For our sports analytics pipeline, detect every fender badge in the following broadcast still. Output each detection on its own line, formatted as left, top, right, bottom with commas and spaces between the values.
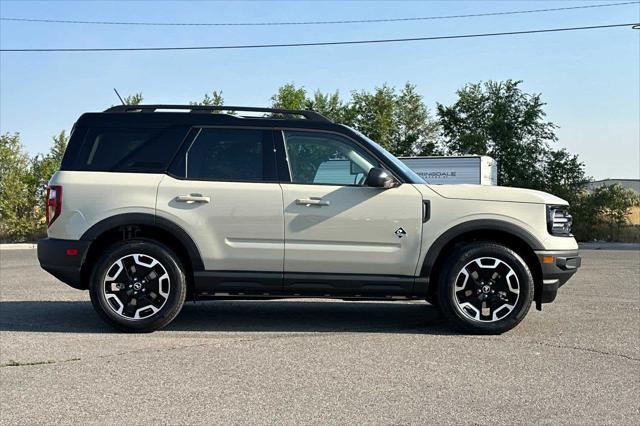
395, 228, 407, 238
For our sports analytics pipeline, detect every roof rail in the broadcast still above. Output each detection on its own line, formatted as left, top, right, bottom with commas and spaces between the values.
103, 104, 331, 122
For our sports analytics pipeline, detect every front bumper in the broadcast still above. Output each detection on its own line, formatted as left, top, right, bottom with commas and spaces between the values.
37, 238, 91, 290
535, 249, 581, 305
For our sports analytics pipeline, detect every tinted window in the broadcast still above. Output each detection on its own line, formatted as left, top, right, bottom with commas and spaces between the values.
68, 126, 187, 172
186, 128, 268, 181
283, 131, 379, 185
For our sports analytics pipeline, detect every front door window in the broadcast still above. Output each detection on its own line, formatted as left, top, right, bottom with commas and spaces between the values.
283, 131, 379, 186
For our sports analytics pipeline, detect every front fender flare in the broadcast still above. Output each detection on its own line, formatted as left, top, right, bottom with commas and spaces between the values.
420, 219, 544, 279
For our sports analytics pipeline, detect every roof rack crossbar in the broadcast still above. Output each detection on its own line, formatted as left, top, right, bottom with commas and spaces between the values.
103, 104, 331, 122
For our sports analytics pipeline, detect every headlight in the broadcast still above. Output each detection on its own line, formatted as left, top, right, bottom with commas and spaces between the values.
547, 205, 573, 236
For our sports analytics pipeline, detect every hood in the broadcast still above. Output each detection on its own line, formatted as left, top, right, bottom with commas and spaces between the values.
423, 184, 568, 205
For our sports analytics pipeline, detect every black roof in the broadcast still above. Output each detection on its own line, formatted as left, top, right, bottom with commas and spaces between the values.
78, 104, 339, 131
104, 104, 330, 122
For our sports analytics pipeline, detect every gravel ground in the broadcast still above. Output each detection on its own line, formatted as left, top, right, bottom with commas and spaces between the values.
0, 249, 638, 425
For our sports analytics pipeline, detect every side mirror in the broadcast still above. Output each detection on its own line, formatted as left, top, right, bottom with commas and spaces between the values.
365, 167, 398, 189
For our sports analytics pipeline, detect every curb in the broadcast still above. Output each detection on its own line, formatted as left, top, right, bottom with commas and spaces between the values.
0, 243, 38, 250
578, 242, 640, 251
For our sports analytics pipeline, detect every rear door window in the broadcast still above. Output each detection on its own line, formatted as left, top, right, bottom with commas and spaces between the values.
179, 128, 276, 182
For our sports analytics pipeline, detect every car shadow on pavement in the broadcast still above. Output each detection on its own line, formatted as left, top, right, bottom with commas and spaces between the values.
0, 299, 457, 334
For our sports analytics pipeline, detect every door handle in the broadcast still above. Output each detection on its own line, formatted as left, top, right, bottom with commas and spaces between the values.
176, 194, 210, 203
295, 198, 330, 207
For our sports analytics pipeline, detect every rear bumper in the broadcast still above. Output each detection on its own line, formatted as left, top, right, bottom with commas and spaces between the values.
37, 238, 91, 290
535, 249, 581, 304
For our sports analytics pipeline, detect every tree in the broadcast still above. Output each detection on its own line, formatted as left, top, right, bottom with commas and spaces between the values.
0, 133, 38, 241
269, 82, 438, 157
191, 90, 224, 107
437, 80, 556, 189
542, 148, 590, 203
349, 83, 439, 157
350, 84, 397, 152
394, 83, 439, 156
304, 90, 347, 123
270, 83, 307, 110
0, 131, 69, 241
123, 93, 143, 105
571, 184, 640, 241
594, 184, 640, 227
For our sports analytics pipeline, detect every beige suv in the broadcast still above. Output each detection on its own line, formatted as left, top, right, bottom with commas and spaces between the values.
38, 105, 581, 333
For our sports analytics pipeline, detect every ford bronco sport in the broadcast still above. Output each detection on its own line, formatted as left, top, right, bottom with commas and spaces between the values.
38, 105, 581, 333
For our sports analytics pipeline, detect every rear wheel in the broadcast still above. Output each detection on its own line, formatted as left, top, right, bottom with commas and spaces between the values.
89, 240, 187, 332
437, 242, 534, 334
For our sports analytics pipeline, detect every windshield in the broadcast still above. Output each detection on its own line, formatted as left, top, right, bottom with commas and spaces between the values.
344, 126, 425, 184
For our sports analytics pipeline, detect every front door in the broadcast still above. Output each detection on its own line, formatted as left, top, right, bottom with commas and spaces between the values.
279, 130, 423, 291
156, 127, 283, 292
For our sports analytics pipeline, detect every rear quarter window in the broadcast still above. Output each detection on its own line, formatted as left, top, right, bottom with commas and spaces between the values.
64, 126, 188, 173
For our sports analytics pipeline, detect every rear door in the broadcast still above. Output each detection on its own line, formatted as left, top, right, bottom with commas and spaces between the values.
156, 127, 283, 291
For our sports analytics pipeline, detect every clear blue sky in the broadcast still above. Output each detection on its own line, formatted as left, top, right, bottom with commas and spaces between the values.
1, 0, 638, 179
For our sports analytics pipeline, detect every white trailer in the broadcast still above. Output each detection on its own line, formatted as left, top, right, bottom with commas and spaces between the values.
399, 156, 498, 185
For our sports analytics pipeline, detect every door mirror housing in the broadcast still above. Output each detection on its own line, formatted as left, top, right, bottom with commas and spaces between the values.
365, 167, 398, 189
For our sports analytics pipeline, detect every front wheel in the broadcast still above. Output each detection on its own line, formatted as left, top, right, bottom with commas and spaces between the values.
89, 240, 187, 332
437, 242, 534, 334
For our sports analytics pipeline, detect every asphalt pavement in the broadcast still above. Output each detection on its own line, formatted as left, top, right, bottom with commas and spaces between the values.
0, 248, 638, 425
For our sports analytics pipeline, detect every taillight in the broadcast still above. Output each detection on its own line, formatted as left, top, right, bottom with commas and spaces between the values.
46, 185, 62, 226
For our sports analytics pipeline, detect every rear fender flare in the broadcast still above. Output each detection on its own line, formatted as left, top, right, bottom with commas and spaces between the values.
80, 213, 204, 270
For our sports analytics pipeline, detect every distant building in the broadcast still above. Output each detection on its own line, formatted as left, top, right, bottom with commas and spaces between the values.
586, 179, 640, 193
586, 179, 640, 225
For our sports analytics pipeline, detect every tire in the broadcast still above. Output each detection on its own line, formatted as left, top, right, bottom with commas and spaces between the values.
89, 239, 187, 333
436, 242, 534, 334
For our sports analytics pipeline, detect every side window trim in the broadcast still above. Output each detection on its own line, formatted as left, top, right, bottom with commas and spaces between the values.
273, 130, 291, 182
184, 128, 203, 179
163, 126, 201, 175
166, 127, 201, 179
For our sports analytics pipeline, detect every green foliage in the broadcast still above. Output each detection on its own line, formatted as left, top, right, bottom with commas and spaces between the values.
542, 148, 590, 203
304, 90, 347, 123
597, 184, 640, 226
350, 84, 397, 152
191, 90, 224, 107
0, 133, 40, 241
571, 184, 640, 241
0, 132, 69, 242
270, 82, 439, 156
123, 93, 143, 105
437, 80, 556, 189
270, 83, 307, 110
394, 83, 440, 156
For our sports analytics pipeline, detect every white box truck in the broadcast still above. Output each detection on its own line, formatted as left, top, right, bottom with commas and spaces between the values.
399, 155, 497, 185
